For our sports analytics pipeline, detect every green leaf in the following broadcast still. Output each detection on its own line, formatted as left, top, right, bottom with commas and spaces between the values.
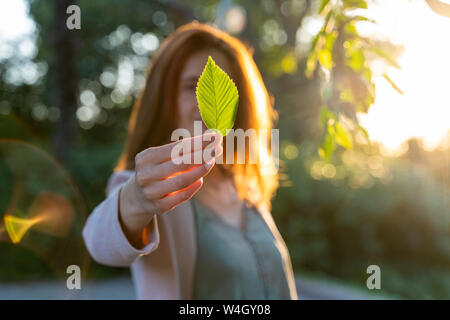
343, 0, 368, 10
325, 32, 337, 51
196, 56, 239, 136
319, 105, 335, 128
382, 73, 404, 95
305, 51, 318, 78
368, 47, 401, 70
335, 122, 353, 149
318, 49, 333, 70
340, 88, 355, 104
362, 66, 372, 82
344, 21, 358, 35
356, 124, 370, 144
364, 82, 375, 109
319, 0, 331, 15
349, 15, 376, 24
344, 39, 365, 71
318, 130, 335, 162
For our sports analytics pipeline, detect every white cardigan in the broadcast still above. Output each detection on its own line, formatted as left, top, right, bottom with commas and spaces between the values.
82, 170, 299, 299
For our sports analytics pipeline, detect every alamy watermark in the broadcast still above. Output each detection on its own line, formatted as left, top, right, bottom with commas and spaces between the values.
366, 265, 381, 290
66, 5, 81, 30
170, 121, 279, 175
66, 264, 81, 290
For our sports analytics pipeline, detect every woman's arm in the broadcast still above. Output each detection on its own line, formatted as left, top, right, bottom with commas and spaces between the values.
82, 173, 161, 267
82, 133, 222, 267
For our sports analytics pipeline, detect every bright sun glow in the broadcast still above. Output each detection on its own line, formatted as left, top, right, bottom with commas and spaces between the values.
0, 0, 34, 41
357, 0, 450, 154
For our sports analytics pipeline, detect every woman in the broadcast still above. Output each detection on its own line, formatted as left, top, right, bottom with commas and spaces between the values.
82, 22, 298, 300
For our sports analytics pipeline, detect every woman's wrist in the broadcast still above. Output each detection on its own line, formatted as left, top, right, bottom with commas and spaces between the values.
118, 173, 157, 248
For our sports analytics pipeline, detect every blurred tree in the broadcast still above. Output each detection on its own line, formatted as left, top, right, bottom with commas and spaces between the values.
51, 0, 78, 164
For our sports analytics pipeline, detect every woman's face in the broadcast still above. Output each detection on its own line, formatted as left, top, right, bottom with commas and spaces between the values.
177, 49, 233, 135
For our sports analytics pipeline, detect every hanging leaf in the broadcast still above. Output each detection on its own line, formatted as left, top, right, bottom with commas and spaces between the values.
325, 32, 337, 51
343, 0, 368, 10
196, 56, 239, 136
319, 0, 331, 15
368, 47, 402, 70
318, 49, 333, 70
318, 130, 335, 161
345, 44, 365, 71
348, 15, 376, 24
335, 122, 353, 149
319, 105, 335, 128
356, 124, 370, 144
382, 73, 404, 95
305, 51, 318, 78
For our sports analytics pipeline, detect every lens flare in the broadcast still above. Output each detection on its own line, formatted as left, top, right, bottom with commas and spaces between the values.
0, 139, 89, 294
4, 214, 43, 244
4, 191, 74, 244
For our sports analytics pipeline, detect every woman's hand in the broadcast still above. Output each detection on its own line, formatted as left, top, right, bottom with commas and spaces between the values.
118, 133, 223, 248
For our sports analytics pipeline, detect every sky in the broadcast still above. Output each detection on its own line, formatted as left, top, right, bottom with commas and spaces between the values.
0, 0, 34, 41
0, 0, 449, 154
356, 0, 450, 153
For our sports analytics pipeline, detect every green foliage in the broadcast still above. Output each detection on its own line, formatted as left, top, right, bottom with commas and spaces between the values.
382, 73, 404, 95
274, 141, 450, 299
196, 56, 239, 136
306, 0, 403, 161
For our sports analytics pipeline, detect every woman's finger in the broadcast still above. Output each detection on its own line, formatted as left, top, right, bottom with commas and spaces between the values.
135, 132, 221, 166
154, 179, 203, 213
150, 143, 222, 181
145, 157, 215, 199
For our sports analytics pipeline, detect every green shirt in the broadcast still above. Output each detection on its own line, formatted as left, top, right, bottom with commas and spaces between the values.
192, 197, 292, 300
